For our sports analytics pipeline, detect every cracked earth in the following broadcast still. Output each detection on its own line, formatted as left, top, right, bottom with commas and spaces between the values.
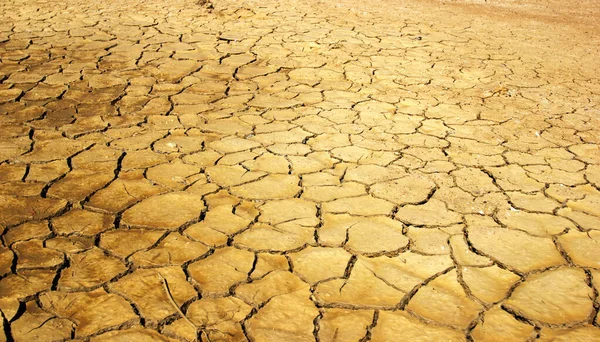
1, 0, 599, 340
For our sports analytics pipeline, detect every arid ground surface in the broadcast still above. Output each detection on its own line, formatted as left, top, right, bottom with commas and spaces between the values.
1, 0, 600, 340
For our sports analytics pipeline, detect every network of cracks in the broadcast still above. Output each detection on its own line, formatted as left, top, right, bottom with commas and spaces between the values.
1, 0, 600, 340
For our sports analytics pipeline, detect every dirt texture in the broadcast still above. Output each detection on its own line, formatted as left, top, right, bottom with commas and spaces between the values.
0, 0, 599, 340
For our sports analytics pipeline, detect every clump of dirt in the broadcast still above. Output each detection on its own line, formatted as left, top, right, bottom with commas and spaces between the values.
197, 0, 214, 11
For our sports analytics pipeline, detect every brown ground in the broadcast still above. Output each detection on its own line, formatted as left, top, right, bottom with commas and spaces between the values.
1, 0, 599, 340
